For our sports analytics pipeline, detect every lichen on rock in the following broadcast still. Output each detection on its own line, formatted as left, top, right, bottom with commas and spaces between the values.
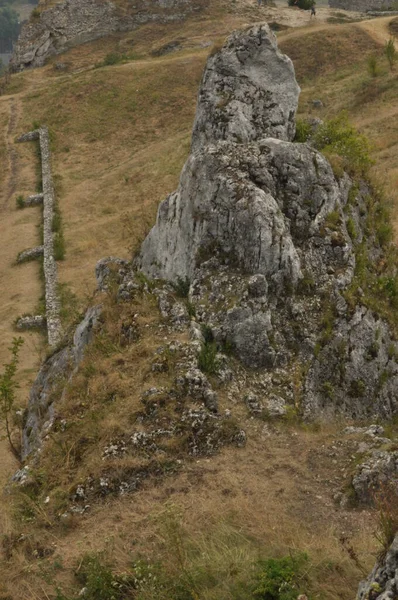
136, 23, 398, 420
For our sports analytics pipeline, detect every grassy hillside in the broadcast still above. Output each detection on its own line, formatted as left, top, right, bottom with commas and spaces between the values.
0, 4, 397, 598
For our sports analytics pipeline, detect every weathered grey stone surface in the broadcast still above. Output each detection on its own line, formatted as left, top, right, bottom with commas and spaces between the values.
191, 24, 299, 150
11, 0, 206, 71
305, 307, 398, 420
24, 193, 44, 207
22, 305, 101, 459
136, 24, 398, 419
358, 534, 398, 599
352, 449, 398, 505
17, 245, 44, 263
17, 126, 63, 347
17, 130, 39, 142
16, 315, 46, 330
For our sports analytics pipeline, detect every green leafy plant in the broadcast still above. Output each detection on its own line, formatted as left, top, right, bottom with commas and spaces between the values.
313, 113, 373, 175
294, 119, 312, 143
287, 0, 314, 9
0, 337, 24, 461
253, 553, 309, 600
172, 277, 190, 298
373, 484, 398, 561
385, 38, 397, 71
367, 54, 379, 78
346, 217, 357, 241
198, 340, 219, 375
16, 194, 24, 209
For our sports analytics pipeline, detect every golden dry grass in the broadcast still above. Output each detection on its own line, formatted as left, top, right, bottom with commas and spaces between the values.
0, 6, 396, 599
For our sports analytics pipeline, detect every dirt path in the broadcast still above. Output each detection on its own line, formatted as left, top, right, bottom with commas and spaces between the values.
357, 15, 395, 45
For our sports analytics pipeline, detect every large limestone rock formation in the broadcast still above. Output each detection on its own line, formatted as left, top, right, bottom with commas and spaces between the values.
137, 23, 398, 420
358, 534, 398, 599
11, 0, 205, 70
191, 25, 300, 149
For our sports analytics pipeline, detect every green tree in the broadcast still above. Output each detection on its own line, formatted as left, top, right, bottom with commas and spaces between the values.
0, 6, 19, 42
288, 0, 314, 9
0, 337, 24, 461
385, 38, 397, 71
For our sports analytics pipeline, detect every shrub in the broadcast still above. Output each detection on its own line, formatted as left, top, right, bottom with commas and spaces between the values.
313, 113, 373, 175
97, 52, 127, 68
287, 0, 314, 9
376, 222, 393, 247
198, 340, 219, 374
253, 553, 309, 600
373, 484, 398, 560
348, 379, 366, 398
53, 231, 65, 261
385, 38, 397, 71
73, 554, 131, 600
294, 119, 312, 143
172, 277, 190, 298
324, 209, 341, 231
367, 54, 380, 78
0, 337, 24, 461
346, 217, 357, 241
16, 194, 24, 209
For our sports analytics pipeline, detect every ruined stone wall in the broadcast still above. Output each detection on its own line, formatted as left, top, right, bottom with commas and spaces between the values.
328, 0, 394, 11
17, 127, 63, 347
11, 0, 206, 70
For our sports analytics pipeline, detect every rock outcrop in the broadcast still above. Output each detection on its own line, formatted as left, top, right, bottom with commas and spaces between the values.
11, 0, 206, 70
22, 305, 101, 460
137, 23, 398, 420
358, 534, 398, 599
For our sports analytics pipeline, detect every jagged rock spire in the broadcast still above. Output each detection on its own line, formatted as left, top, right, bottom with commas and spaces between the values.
191, 24, 300, 150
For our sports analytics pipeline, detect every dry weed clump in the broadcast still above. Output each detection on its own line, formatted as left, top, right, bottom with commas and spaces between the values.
373, 483, 398, 559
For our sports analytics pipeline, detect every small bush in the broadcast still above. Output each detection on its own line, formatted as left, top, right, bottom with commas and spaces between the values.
313, 113, 373, 175
198, 341, 219, 375
288, 0, 314, 8
294, 119, 312, 143
346, 217, 357, 241
373, 484, 398, 560
73, 554, 132, 600
322, 381, 334, 400
53, 231, 65, 261
367, 54, 380, 78
376, 222, 393, 247
97, 52, 127, 68
253, 553, 309, 600
324, 209, 341, 231
385, 38, 397, 71
348, 379, 366, 398
172, 277, 190, 298
16, 194, 24, 209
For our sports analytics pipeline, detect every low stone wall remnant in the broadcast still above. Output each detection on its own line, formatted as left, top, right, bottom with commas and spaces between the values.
24, 193, 44, 207
17, 245, 44, 264
16, 126, 63, 347
16, 315, 46, 331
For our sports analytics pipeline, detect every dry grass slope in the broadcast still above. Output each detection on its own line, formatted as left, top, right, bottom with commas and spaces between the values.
0, 6, 397, 600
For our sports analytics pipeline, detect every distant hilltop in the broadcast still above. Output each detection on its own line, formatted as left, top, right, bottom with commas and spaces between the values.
11, 0, 207, 71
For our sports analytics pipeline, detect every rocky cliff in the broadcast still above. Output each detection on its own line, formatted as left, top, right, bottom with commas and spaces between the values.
358, 534, 398, 599
137, 23, 398, 421
11, 0, 205, 70
21, 22, 398, 465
